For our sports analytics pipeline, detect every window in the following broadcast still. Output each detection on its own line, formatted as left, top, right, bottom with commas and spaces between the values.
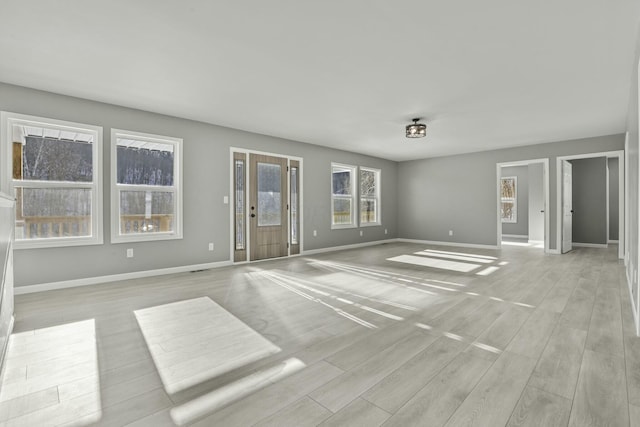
331, 163, 357, 228
111, 129, 182, 242
1, 112, 103, 248
360, 167, 381, 226
501, 176, 517, 223
234, 157, 245, 250
290, 165, 299, 245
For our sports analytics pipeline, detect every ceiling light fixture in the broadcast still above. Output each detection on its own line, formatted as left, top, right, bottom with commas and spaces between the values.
405, 118, 426, 138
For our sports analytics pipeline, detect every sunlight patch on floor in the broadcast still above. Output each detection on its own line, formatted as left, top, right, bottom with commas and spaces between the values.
306, 258, 534, 312
476, 266, 500, 276
414, 323, 503, 357
414, 250, 495, 264
387, 254, 480, 273
134, 297, 281, 395
250, 271, 377, 329
308, 259, 469, 288
0, 319, 101, 426
421, 249, 498, 260
170, 358, 305, 426
501, 241, 534, 247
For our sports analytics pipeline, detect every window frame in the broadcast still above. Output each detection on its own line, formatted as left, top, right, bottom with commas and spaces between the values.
331, 162, 357, 229
110, 129, 183, 243
500, 176, 517, 223
1, 111, 103, 249
359, 166, 381, 227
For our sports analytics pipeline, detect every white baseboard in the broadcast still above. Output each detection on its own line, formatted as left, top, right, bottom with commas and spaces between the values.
502, 234, 528, 239
547, 249, 562, 255
608, 240, 619, 244
395, 238, 499, 250
302, 239, 397, 255
572, 242, 608, 248
14, 260, 233, 295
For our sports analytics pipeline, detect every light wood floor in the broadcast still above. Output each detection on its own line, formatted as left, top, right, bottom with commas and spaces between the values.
1, 242, 638, 426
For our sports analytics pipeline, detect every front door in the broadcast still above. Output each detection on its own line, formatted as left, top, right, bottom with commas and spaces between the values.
249, 154, 288, 260
562, 160, 573, 253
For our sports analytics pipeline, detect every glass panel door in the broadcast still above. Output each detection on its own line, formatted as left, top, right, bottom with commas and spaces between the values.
249, 154, 288, 261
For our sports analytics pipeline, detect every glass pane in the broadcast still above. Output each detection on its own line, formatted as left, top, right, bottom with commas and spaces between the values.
360, 198, 377, 223
333, 198, 352, 225
291, 167, 298, 244
15, 187, 92, 240
332, 168, 352, 195
235, 160, 245, 250
116, 138, 174, 186
17, 125, 94, 182
360, 169, 376, 197
501, 178, 516, 199
501, 201, 516, 222
257, 163, 281, 226
119, 191, 174, 234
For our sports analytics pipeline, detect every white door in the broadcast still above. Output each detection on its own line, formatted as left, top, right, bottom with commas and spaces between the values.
562, 160, 573, 253
528, 163, 545, 243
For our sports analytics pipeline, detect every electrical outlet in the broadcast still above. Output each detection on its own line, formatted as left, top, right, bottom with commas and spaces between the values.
313, 230, 317, 237
359, 230, 363, 237
384, 229, 388, 235
223, 196, 229, 204
449, 230, 454, 236
208, 243, 214, 251
126, 248, 134, 258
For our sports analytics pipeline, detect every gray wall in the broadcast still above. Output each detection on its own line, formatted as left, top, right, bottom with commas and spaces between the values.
0, 83, 398, 287
625, 27, 640, 325
398, 134, 624, 249
609, 157, 619, 241
571, 158, 607, 245
528, 163, 545, 242
500, 166, 529, 237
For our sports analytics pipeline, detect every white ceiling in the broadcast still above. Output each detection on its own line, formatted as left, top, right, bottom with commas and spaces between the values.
1, 1, 639, 161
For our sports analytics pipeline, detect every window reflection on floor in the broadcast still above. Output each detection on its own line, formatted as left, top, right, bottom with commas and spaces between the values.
135, 297, 306, 426
0, 319, 101, 426
134, 297, 282, 395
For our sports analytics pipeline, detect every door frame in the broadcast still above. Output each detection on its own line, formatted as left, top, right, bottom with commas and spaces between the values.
496, 158, 550, 253
556, 150, 624, 259
228, 147, 304, 263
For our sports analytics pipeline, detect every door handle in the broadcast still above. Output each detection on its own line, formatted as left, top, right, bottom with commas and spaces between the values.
250, 206, 256, 218
250, 213, 256, 218
540, 210, 544, 213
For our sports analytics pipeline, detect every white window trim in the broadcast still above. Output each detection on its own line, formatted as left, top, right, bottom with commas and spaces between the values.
1, 111, 103, 249
501, 176, 517, 223
331, 162, 357, 229
359, 166, 382, 227
111, 129, 183, 243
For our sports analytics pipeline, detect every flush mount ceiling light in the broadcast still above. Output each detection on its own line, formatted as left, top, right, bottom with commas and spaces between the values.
405, 118, 427, 138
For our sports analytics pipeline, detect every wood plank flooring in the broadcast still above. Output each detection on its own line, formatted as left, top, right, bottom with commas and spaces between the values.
1, 241, 637, 426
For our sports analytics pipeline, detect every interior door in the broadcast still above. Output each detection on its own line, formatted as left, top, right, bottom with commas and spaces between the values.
249, 154, 288, 261
562, 160, 573, 253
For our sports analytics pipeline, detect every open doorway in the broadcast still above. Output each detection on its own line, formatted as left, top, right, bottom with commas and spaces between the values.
496, 158, 550, 252
557, 150, 624, 259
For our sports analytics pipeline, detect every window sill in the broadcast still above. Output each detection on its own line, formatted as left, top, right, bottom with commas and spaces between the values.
14, 236, 104, 250
331, 224, 358, 230
111, 232, 183, 244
